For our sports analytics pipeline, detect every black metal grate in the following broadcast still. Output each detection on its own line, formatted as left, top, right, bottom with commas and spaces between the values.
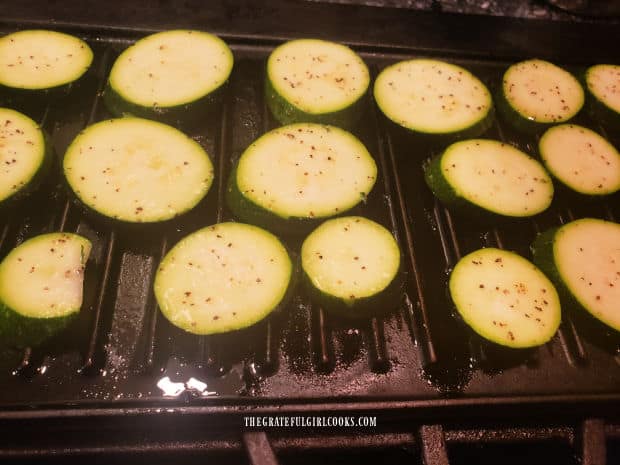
0, 7, 619, 464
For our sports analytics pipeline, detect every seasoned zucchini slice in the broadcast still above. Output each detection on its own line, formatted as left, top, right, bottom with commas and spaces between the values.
265, 39, 369, 127
0, 30, 92, 92
0, 107, 51, 207
499, 59, 584, 133
539, 124, 620, 196
104, 30, 233, 124
63, 117, 214, 224
227, 123, 377, 234
0, 233, 91, 347
532, 218, 620, 332
424, 139, 553, 218
154, 222, 293, 335
449, 248, 561, 348
374, 59, 493, 140
301, 216, 402, 318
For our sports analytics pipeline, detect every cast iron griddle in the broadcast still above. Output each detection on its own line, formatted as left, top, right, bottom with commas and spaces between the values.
0, 1, 618, 421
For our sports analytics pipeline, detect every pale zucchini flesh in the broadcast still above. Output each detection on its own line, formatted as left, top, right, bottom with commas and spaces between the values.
551, 219, 620, 331
0, 30, 93, 90
449, 248, 561, 348
0, 107, 47, 204
63, 117, 214, 223
267, 39, 369, 115
585, 64, 620, 115
234, 123, 377, 220
373, 59, 493, 136
430, 139, 553, 217
154, 222, 293, 335
108, 30, 233, 109
502, 59, 584, 125
301, 216, 401, 309
539, 124, 620, 196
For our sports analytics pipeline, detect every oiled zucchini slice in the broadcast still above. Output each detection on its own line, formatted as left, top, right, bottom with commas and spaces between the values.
227, 123, 377, 234
63, 117, 214, 224
301, 216, 402, 318
374, 59, 493, 139
0, 107, 51, 207
0, 233, 91, 347
0, 30, 92, 92
449, 248, 561, 348
499, 59, 584, 133
424, 139, 553, 218
154, 222, 293, 335
584, 64, 620, 129
532, 218, 620, 332
104, 30, 233, 124
539, 124, 620, 196
265, 39, 369, 127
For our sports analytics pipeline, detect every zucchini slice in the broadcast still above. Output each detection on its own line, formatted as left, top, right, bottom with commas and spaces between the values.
373, 59, 493, 139
265, 39, 369, 127
104, 30, 233, 125
63, 117, 214, 224
424, 139, 554, 218
0, 107, 51, 207
0, 233, 91, 347
301, 216, 401, 318
227, 123, 377, 234
154, 222, 293, 335
499, 59, 584, 133
532, 218, 620, 332
0, 30, 93, 93
585, 64, 620, 129
449, 248, 561, 348
539, 124, 620, 196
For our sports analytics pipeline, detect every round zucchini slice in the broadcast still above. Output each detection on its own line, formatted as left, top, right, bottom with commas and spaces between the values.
0, 107, 51, 207
424, 139, 554, 218
301, 216, 402, 318
154, 222, 293, 335
265, 39, 369, 127
0, 232, 92, 347
104, 30, 233, 125
0, 30, 93, 93
227, 123, 377, 234
499, 59, 584, 134
539, 124, 620, 196
63, 117, 214, 224
373, 59, 493, 140
584, 64, 620, 130
449, 248, 561, 348
532, 218, 620, 332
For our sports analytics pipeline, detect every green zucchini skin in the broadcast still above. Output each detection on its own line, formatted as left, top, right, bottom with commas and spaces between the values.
265, 74, 368, 128
301, 265, 403, 319
226, 164, 366, 236
495, 88, 547, 135
64, 182, 214, 233
531, 223, 619, 332
0, 80, 79, 104
0, 303, 77, 348
226, 164, 316, 235
103, 81, 226, 129
423, 152, 486, 218
378, 107, 495, 150
584, 66, 620, 131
